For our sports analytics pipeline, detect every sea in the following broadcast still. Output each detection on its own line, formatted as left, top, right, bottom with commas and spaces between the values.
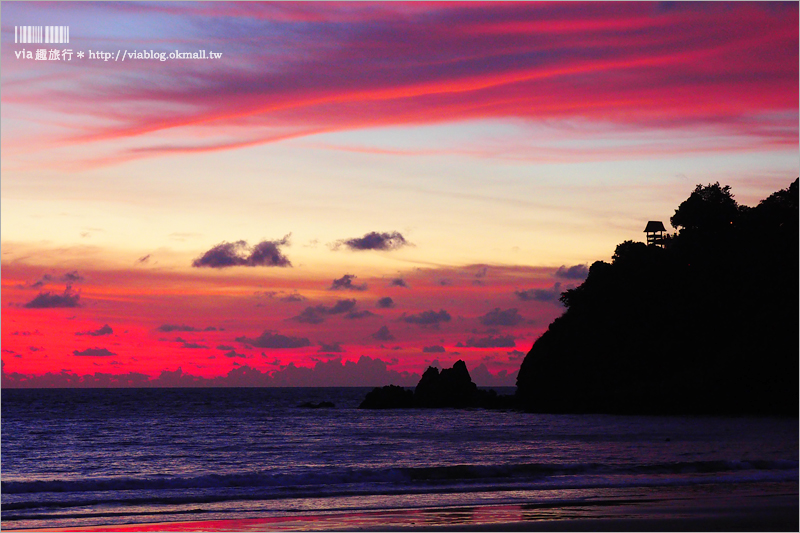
2, 387, 798, 530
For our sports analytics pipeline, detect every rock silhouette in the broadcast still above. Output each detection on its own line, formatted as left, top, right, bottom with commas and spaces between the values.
359, 360, 512, 409
516, 180, 799, 416
414, 361, 478, 407
359, 385, 414, 409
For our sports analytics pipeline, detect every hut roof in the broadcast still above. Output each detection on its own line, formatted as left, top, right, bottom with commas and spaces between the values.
643, 221, 666, 232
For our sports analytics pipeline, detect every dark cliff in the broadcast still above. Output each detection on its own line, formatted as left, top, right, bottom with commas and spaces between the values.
516, 180, 799, 415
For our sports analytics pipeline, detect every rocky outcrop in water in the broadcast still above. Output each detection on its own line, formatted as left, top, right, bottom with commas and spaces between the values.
359, 385, 414, 409
359, 360, 514, 409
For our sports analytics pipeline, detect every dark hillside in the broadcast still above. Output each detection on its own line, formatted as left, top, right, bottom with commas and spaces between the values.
516, 180, 799, 415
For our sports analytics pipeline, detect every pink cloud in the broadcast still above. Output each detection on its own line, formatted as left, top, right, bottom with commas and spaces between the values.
3, 2, 796, 167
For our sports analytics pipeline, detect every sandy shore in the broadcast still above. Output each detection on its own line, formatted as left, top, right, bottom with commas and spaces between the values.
11, 482, 798, 532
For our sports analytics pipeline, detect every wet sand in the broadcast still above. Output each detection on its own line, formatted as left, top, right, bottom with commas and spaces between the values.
13, 482, 799, 532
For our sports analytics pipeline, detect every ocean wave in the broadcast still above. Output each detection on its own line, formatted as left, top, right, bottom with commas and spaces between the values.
4, 459, 796, 496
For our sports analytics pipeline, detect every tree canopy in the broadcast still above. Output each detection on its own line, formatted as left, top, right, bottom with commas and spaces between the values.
669, 182, 740, 232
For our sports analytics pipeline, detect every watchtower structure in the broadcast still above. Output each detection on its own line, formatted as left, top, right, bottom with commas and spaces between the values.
644, 221, 666, 248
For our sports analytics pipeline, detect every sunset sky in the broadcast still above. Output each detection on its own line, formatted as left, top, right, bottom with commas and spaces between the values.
2, 1, 797, 387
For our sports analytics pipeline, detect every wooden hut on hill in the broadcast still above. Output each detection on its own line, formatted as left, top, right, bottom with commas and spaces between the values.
644, 221, 666, 247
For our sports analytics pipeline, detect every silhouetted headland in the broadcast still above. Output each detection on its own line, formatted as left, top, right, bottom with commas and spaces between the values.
516, 180, 799, 416
359, 360, 514, 409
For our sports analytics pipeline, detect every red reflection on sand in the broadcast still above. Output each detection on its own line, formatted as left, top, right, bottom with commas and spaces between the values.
16, 505, 534, 532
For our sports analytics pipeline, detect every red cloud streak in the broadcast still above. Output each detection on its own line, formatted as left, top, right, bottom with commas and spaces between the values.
3, 2, 796, 164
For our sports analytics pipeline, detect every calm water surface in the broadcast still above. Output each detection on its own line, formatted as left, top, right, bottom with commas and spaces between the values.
2, 387, 797, 530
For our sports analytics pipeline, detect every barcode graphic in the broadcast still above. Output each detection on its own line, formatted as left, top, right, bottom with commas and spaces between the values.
15, 26, 70, 43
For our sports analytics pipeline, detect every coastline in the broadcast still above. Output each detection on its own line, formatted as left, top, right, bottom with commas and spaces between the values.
11, 481, 798, 532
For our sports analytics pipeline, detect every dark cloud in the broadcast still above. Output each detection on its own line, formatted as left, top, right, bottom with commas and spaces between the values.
328, 299, 358, 314
122, 356, 410, 387
280, 292, 306, 302
62, 271, 84, 283
319, 342, 344, 353
479, 308, 524, 327
402, 309, 451, 327
24, 287, 80, 308
514, 289, 536, 301
73, 347, 116, 357
137, 254, 151, 264
422, 345, 445, 353
223, 350, 246, 358
248, 238, 292, 267
30, 274, 52, 289
515, 282, 563, 303
258, 291, 279, 299
439, 279, 452, 286
507, 349, 526, 359
217, 345, 236, 351
192, 235, 291, 268
158, 324, 201, 332
461, 335, 516, 348
265, 356, 419, 387
21, 271, 81, 291
335, 231, 410, 251
255, 290, 275, 298
372, 325, 395, 341
330, 274, 367, 291
390, 278, 409, 288
235, 330, 311, 349
555, 264, 589, 279
345, 310, 376, 319
293, 307, 326, 324
181, 342, 209, 349
12, 330, 42, 336
1, 368, 154, 388
292, 299, 358, 323
76, 324, 113, 336
377, 296, 394, 308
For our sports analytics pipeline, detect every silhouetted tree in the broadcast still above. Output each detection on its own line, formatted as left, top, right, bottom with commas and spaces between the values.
670, 182, 740, 232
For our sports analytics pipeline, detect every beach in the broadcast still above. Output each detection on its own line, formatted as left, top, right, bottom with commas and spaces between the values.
14, 482, 799, 531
